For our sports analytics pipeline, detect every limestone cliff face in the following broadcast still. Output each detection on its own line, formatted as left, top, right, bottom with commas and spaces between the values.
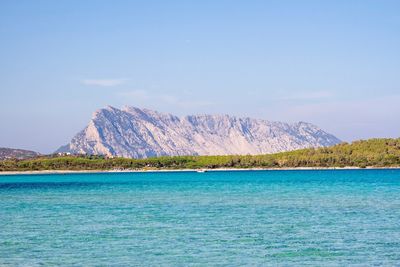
57, 106, 341, 158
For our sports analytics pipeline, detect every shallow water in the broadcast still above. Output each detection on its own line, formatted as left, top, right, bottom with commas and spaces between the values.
1, 169, 400, 266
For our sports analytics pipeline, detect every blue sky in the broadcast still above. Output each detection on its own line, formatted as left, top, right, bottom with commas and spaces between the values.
1, 0, 399, 153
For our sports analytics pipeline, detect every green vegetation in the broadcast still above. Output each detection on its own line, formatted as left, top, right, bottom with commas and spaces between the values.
1, 138, 399, 172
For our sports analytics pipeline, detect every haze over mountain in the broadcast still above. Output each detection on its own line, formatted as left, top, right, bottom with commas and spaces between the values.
57, 106, 341, 158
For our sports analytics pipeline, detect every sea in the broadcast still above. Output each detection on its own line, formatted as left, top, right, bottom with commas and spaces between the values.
1, 169, 400, 266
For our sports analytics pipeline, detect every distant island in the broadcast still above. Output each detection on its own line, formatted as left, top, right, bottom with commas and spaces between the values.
1, 138, 399, 172
0, 147, 41, 161
57, 106, 341, 158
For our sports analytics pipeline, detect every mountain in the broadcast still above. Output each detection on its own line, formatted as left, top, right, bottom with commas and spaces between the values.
0, 147, 41, 160
57, 106, 341, 158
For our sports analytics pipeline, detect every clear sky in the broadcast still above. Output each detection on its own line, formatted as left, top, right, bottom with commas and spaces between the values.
1, 0, 399, 153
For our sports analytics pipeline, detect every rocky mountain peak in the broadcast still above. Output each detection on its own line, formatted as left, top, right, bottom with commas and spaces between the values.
57, 106, 341, 158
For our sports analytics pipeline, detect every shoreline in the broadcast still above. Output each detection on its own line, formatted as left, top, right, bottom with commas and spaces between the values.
1, 166, 400, 175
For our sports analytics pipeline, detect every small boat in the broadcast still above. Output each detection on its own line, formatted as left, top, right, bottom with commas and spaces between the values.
197, 169, 207, 173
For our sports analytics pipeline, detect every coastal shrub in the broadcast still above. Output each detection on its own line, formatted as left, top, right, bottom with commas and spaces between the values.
1, 138, 399, 171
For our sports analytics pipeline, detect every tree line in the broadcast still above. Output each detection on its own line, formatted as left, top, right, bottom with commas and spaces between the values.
1, 138, 399, 171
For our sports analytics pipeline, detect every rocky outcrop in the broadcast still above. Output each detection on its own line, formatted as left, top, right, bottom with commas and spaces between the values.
57, 106, 341, 158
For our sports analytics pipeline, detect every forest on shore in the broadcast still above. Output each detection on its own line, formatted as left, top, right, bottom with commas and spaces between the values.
1, 138, 399, 172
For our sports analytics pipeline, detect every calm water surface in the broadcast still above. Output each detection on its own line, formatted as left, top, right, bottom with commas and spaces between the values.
1, 169, 400, 266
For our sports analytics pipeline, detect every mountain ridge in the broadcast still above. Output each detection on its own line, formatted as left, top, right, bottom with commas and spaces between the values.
0, 147, 41, 160
57, 106, 341, 158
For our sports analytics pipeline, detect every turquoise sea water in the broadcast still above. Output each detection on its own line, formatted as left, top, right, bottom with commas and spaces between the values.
1, 169, 400, 266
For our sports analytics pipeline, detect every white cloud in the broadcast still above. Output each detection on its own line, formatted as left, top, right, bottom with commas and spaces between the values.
117, 90, 214, 109
277, 90, 334, 101
261, 94, 400, 141
285, 94, 400, 120
82, 78, 128, 87
118, 89, 149, 99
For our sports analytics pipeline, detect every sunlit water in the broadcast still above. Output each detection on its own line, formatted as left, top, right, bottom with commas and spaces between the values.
1, 169, 400, 266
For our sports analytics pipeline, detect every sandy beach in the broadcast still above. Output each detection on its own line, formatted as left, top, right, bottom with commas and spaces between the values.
1, 166, 400, 175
